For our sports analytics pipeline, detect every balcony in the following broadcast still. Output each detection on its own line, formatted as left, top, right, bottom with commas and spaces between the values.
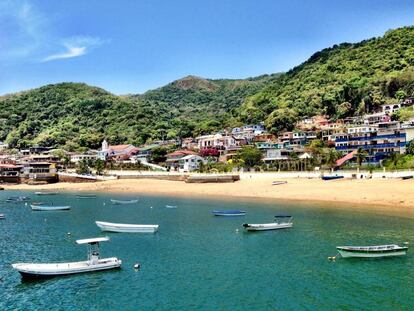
335, 133, 405, 142
335, 142, 407, 151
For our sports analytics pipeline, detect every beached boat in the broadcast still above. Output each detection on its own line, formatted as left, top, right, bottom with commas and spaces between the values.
243, 215, 293, 231
321, 175, 344, 181
31, 204, 71, 211
212, 210, 246, 216
272, 181, 287, 186
401, 175, 413, 180
165, 205, 177, 209
336, 244, 408, 258
110, 199, 138, 205
76, 194, 97, 199
12, 237, 121, 279
96, 221, 159, 233
35, 191, 58, 195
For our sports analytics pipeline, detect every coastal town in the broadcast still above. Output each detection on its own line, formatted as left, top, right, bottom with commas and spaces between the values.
1, 98, 413, 185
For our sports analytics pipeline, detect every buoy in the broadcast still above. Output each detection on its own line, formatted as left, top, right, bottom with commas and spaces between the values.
67, 232, 71, 236
150, 206, 153, 209
134, 263, 141, 270
235, 229, 239, 233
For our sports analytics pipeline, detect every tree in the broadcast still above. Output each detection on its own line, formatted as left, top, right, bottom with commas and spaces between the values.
323, 148, 341, 170
406, 140, 414, 155
94, 159, 105, 175
76, 160, 90, 175
265, 108, 298, 134
150, 147, 167, 164
236, 146, 263, 168
355, 147, 368, 168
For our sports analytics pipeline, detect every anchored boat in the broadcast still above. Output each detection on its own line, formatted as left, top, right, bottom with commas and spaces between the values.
96, 221, 159, 233
336, 244, 408, 258
212, 210, 246, 216
12, 237, 122, 278
76, 194, 97, 199
110, 199, 138, 205
243, 215, 293, 231
31, 204, 71, 211
35, 192, 58, 195
165, 205, 177, 209
0, 214, 5, 219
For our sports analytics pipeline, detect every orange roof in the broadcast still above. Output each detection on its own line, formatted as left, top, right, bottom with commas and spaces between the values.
336, 150, 357, 167
167, 150, 198, 157
109, 144, 133, 151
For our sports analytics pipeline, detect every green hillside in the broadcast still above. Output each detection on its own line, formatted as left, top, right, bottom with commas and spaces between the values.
0, 75, 275, 150
240, 26, 414, 133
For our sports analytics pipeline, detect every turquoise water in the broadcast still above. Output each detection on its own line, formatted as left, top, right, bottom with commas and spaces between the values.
1, 191, 413, 310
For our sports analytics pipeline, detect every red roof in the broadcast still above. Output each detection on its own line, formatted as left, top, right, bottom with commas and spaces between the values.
109, 144, 133, 151
335, 150, 357, 167
167, 150, 198, 157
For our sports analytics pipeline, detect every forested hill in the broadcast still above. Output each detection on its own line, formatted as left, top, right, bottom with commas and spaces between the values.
1, 26, 414, 150
0, 75, 276, 150
240, 26, 414, 133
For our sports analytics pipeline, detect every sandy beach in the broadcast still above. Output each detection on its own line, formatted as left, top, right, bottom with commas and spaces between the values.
4, 177, 414, 216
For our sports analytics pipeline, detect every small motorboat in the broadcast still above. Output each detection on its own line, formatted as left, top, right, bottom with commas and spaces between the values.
272, 181, 287, 186
12, 237, 121, 279
0, 214, 5, 219
165, 205, 177, 209
96, 221, 159, 233
110, 199, 138, 205
336, 244, 408, 258
243, 215, 293, 231
6, 196, 30, 202
35, 192, 58, 195
401, 175, 413, 180
322, 175, 344, 181
31, 205, 71, 211
212, 210, 246, 216
76, 194, 97, 199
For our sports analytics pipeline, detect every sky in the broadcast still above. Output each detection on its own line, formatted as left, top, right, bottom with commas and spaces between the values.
1, 0, 414, 95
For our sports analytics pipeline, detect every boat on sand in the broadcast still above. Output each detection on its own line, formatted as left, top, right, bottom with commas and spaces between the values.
272, 181, 287, 186
12, 237, 121, 278
322, 175, 344, 181
31, 205, 70, 211
96, 221, 159, 233
336, 244, 408, 258
243, 215, 293, 231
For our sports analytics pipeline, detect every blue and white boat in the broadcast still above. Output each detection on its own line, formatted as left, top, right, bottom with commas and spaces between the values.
211, 210, 246, 216
31, 204, 71, 211
321, 175, 344, 181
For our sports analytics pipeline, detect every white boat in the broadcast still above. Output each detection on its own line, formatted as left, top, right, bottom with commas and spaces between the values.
35, 191, 58, 195
31, 204, 71, 211
110, 199, 138, 205
0, 214, 5, 219
166, 205, 177, 209
12, 237, 122, 278
96, 221, 159, 233
337, 244, 408, 258
243, 215, 293, 231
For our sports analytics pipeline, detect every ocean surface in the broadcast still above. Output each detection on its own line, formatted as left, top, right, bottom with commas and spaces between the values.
0, 191, 413, 311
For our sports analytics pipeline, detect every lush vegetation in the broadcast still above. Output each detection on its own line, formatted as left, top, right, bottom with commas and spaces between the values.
240, 27, 414, 133
0, 75, 276, 150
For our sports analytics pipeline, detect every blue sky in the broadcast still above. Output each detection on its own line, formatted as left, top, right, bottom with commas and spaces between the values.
1, 0, 414, 95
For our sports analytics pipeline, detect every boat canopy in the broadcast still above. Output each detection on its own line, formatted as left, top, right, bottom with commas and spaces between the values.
274, 215, 292, 218
76, 237, 110, 244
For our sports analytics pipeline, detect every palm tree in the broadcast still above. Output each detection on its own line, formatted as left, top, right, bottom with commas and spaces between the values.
355, 147, 368, 172
323, 148, 340, 172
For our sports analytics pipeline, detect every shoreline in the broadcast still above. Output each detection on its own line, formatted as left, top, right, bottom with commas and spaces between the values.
3, 177, 414, 217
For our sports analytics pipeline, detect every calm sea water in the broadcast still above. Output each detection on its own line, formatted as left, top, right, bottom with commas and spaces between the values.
0, 191, 413, 311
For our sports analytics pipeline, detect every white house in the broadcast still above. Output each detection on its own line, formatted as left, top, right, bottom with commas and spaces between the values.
179, 155, 205, 172
70, 153, 98, 163
0, 141, 8, 150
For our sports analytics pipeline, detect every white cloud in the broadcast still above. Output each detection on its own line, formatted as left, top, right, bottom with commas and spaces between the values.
41, 36, 104, 62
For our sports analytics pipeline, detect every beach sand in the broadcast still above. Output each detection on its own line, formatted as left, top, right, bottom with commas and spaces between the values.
3, 177, 414, 215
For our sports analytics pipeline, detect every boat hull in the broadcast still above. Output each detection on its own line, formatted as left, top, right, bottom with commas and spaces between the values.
322, 176, 344, 181
337, 246, 408, 258
12, 258, 122, 278
110, 199, 138, 205
96, 221, 159, 233
212, 210, 246, 216
31, 205, 70, 211
243, 223, 292, 231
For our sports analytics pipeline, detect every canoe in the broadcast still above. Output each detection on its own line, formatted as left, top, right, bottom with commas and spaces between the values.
243, 222, 293, 231
272, 181, 287, 186
35, 192, 58, 195
336, 244, 408, 258
211, 210, 246, 216
110, 199, 138, 205
12, 237, 121, 278
322, 175, 344, 181
31, 205, 71, 211
96, 221, 159, 233
165, 205, 177, 208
